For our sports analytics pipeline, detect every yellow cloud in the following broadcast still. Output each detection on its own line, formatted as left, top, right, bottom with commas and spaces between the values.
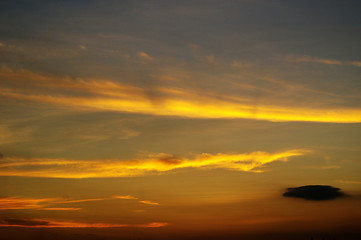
0, 149, 309, 178
139, 200, 159, 205
113, 195, 138, 200
1, 66, 360, 123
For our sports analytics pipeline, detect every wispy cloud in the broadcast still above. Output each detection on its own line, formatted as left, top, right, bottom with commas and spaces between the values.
286, 55, 361, 67
303, 165, 341, 170
0, 197, 56, 210
113, 195, 138, 200
39, 207, 82, 211
113, 195, 159, 205
0, 197, 81, 211
55, 198, 105, 204
138, 51, 154, 61
0, 149, 309, 178
338, 180, 361, 185
0, 218, 168, 228
139, 200, 159, 205
1, 66, 360, 123
0, 195, 160, 211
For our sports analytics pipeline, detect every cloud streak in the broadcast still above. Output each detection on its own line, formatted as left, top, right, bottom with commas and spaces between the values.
0, 197, 89, 211
0, 196, 107, 211
286, 56, 361, 67
0, 149, 309, 178
0, 195, 160, 211
0, 218, 168, 228
1, 67, 361, 123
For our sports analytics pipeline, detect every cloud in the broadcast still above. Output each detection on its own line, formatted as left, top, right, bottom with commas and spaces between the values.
0, 218, 50, 227
0, 195, 160, 211
0, 196, 60, 210
0, 196, 107, 210
283, 185, 346, 201
139, 200, 159, 205
338, 180, 361, 185
0, 149, 309, 178
286, 56, 361, 67
113, 195, 138, 200
55, 198, 105, 204
0, 125, 33, 145
39, 207, 82, 211
138, 51, 154, 61
113, 195, 159, 205
0, 218, 168, 228
1, 66, 361, 123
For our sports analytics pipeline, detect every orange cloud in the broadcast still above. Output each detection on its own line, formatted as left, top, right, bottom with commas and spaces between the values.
286, 55, 361, 67
56, 198, 105, 203
0, 149, 309, 178
113, 196, 160, 205
0, 196, 109, 210
39, 207, 82, 211
0, 218, 168, 228
0, 197, 58, 210
113, 195, 138, 200
0, 195, 160, 211
139, 200, 159, 205
138, 51, 154, 61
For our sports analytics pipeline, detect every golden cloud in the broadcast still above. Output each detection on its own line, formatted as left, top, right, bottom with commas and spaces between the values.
113, 195, 138, 200
1, 66, 360, 122
0, 149, 309, 178
139, 200, 159, 205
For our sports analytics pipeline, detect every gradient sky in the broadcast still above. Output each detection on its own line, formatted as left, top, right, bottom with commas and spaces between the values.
1, 1, 361, 239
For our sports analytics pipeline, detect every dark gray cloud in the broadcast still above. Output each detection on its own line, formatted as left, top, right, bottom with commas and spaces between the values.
283, 185, 346, 201
0, 218, 50, 227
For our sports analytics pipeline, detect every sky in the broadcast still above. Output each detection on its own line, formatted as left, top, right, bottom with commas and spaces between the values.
0, 0, 361, 239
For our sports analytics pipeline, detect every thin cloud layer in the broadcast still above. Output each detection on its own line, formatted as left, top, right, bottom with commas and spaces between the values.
1, 66, 361, 123
0, 196, 160, 210
283, 185, 346, 201
0, 218, 168, 228
0, 196, 58, 210
286, 56, 361, 67
0, 196, 103, 211
0, 149, 309, 178
113, 195, 159, 205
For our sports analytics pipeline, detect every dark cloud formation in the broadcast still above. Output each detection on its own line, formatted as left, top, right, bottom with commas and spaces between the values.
283, 185, 346, 201
0, 218, 50, 227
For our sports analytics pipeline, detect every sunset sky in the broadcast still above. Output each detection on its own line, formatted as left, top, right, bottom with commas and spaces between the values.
1, 1, 361, 239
